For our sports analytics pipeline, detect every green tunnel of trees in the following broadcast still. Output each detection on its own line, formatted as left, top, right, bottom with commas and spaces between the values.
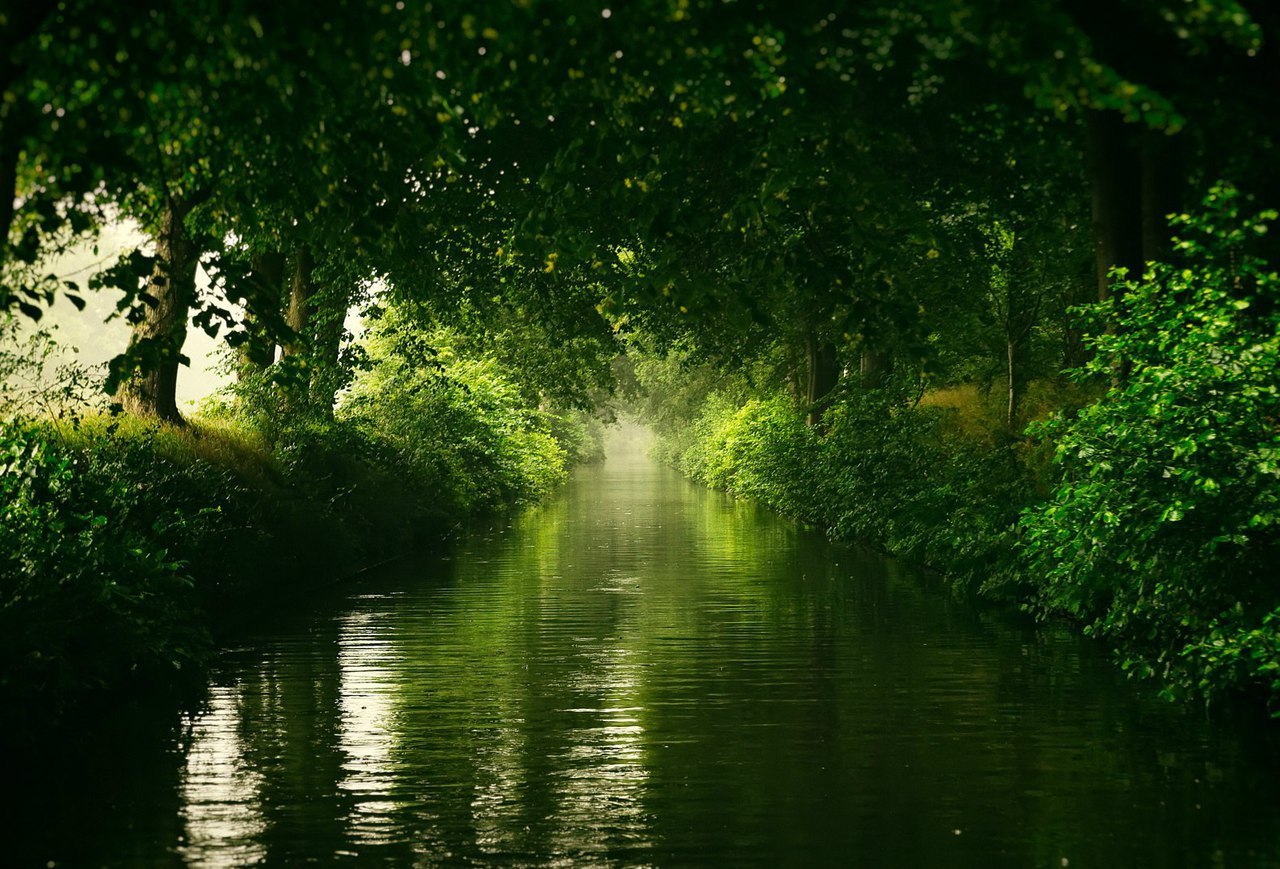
3, 0, 1280, 725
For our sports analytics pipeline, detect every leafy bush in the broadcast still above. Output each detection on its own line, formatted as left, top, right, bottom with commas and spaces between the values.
0, 420, 210, 729
342, 340, 570, 513
820, 393, 1034, 593
544, 409, 608, 466
1020, 185, 1280, 704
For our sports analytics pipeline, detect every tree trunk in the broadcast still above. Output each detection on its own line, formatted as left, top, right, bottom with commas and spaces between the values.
117, 198, 199, 423
1061, 270, 1093, 370
859, 346, 892, 389
1140, 127, 1182, 264
237, 249, 285, 377
1086, 110, 1144, 302
282, 246, 345, 416
1006, 337, 1019, 430
804, 332, 840, 427
309, 297, 345, 416
784, 340, 805, 405
1, 3, 60, 275
283, 246, 316, 357
0, 111, 19, 278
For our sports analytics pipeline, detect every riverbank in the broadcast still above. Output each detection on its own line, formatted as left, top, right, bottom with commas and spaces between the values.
0, 406, 603, 738
650, 387, 1044, 597
642, 372, 1280, 714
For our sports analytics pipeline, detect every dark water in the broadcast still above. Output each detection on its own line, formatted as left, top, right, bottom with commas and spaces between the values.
12, 428, 1280, 867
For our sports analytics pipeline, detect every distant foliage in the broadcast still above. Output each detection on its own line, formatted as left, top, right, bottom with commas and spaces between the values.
623, 350, 751, 466
341, 317, 580, 512
1021, 186, 1280, 704
670, 384, 1036, 597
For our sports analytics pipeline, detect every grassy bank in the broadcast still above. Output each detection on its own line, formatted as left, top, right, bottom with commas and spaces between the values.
653, 385, 1045, 597
0, 371, 604, 737
645, 361, 1280, 713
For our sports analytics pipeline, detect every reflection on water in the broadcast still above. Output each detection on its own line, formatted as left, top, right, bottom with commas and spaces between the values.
336, 610, 405, 848
179, 685, 268, 867
12, 425, 1280, 866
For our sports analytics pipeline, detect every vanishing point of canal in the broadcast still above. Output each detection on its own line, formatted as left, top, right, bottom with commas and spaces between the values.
12, 428, 1280, 867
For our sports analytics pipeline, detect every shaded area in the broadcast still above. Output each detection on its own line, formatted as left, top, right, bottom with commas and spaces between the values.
10, 427, 1280, 867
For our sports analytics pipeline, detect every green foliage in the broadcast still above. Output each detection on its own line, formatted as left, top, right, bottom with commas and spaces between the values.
543, 409, 608, 466
1, 303, 591, 733
819, 394, 1035, 593
668, 381, 1037, 597
0, 419, 209, 729
681, 394, 815, 515
341, 314, 576, 513
1021, 185, 1280, 706
623, 349, 749, 465
0, 317, 102, 420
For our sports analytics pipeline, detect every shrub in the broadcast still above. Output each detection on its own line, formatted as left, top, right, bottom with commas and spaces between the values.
343, 350, 569, 513
1020, 185, 1280, 705
0, 420, 210, 729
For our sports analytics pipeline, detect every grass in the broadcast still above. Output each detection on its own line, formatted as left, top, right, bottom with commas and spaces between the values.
918, 379, 1102, 442
53, 412, 284, 489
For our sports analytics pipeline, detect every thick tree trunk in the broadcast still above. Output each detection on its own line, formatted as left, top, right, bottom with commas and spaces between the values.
804, 332, 840, 427
1086, 111, 1144, 302
1140, 128, 1182, 264
283, 246, 316, 358
859, 346, 892, 389
809, 343, 839, 403
117, 198, 199, 423
237, 249, 285, 377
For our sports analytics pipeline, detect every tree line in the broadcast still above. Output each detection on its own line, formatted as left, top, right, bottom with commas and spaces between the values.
3, 1, 1273, 424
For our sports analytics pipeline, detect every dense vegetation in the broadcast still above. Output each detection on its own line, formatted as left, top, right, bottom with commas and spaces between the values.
2, 0, 1279, 725
630, 185, 1280, 709
0, 315, 603, 731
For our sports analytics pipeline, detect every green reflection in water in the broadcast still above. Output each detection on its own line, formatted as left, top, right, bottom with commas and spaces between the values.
11, 431, 1280, 867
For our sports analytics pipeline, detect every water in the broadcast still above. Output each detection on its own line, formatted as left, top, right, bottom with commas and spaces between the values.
11, 429, 1280, 866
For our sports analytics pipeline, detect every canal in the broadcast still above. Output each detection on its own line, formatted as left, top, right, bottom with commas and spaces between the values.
13, 428, 1280, 866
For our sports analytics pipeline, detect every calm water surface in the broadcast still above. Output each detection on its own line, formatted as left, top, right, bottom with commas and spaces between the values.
12, 429, 1280, 866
